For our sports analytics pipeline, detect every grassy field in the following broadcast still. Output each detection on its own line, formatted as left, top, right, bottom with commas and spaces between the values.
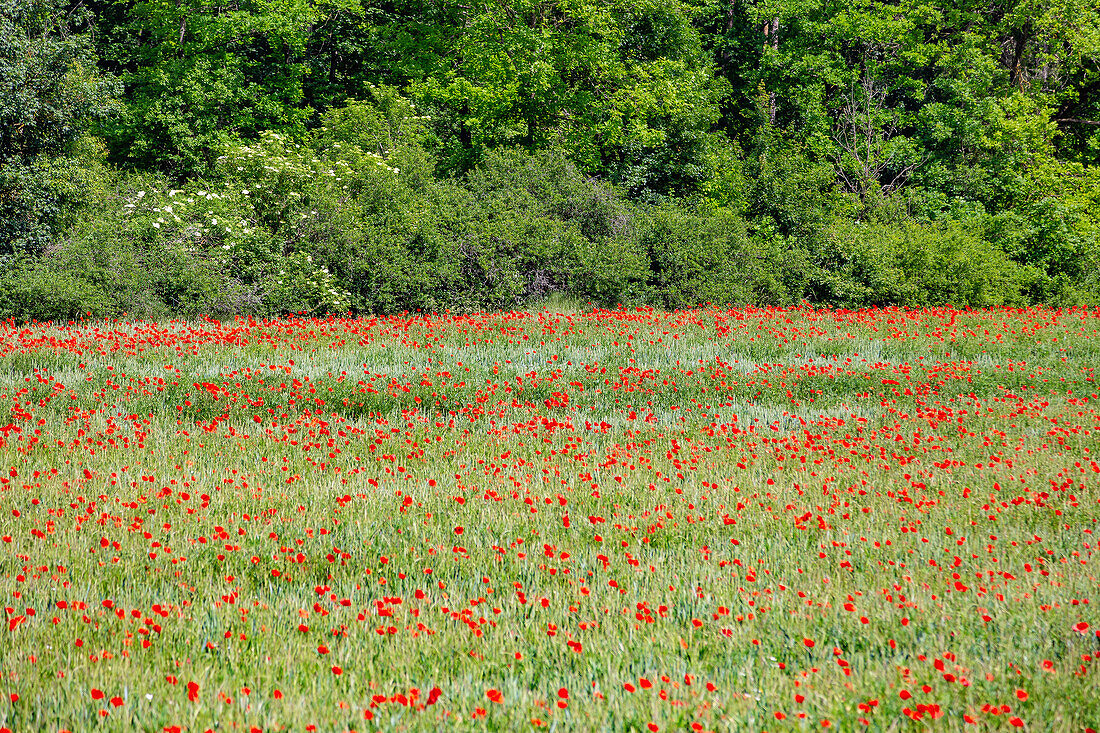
1, 305, 1099, 732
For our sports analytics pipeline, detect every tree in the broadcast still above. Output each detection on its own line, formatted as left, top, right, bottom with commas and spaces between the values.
373, 0, 727, 197
92, 0, 353, 177
0, 0, 118, 255
831, 75, 924, 211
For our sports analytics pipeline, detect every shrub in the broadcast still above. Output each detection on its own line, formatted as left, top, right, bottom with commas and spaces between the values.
312, 86, 431, 165
0, 165, 263, 322
810, 219, 1034, 307
262, 252, 353, 316
217, 109, 430, 314
639, 204, 790, 308
0, 258, 118, 322
464, 148, 650, 306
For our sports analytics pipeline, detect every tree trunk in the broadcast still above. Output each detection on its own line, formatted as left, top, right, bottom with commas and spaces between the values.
459, 103, 472, 149
763, 17, 778, 124
718, 1, 736, 75
1008, 23, 1030, 92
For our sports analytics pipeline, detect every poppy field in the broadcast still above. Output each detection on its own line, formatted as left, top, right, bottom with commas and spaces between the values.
1, 305, 1099, 732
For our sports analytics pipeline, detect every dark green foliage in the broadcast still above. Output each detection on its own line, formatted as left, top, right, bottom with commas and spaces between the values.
0, 234, 247, 323
809, 219, 1037, 308
743, 134, 851, 242
0, 1, 116, 163
0, 159, 71, 255
93, 0, 319, 177
640, 204, 788, 308
464, 148, 649, 306
0, 0, 118, 255
284, 145, 652, 313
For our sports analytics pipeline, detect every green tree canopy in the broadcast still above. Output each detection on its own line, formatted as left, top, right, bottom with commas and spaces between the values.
0, 0, 118, 255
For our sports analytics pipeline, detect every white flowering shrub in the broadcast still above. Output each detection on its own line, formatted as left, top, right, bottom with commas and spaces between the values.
115, 180, 270, 289
115, 177, 355, 315
216, 129, 398, 234
0, 147, 257, 322
113, 104, 418, 316
263, 252, 352, 315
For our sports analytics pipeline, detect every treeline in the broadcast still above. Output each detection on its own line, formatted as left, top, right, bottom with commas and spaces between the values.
3, 0, 1099, 320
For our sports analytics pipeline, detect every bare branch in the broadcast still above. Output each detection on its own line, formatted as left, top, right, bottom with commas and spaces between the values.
1054, 118, 1100, 126
830, 76, 922, 202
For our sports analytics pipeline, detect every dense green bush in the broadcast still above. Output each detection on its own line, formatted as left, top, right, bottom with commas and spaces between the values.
464, 148, 650, 306
285, 173, 467, 315
639, 204, 790, 308
285, 144, 655, 314
810, 219, 1036, 308
4, 85, 1099, 323
0, 257, 119, 322
0, 235, 241, 323
0, 156, 264, 321
7, 131, 1085, 322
